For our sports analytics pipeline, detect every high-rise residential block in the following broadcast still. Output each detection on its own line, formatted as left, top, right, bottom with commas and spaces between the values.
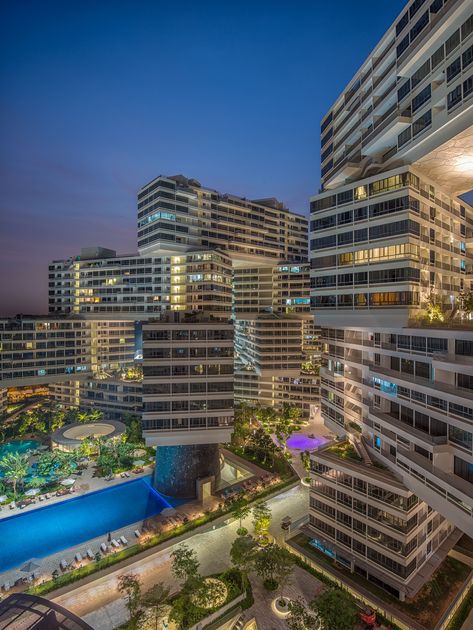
308, 0, 473, 597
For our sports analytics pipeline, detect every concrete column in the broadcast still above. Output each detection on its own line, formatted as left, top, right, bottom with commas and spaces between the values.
153, 443, 221, 498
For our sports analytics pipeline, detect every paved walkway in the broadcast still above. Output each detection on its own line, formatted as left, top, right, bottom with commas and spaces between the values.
247, 565, 325, 630
52, 484, 309, 629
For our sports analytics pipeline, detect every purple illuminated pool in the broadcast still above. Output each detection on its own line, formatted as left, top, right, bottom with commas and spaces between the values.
286, 433, 329, 451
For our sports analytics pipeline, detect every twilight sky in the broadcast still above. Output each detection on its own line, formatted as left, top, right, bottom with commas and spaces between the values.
1, 0, 462, 315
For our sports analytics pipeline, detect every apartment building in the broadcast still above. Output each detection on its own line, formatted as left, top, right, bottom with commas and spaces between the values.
234, 263, 320, 418
142, 313, 234, 497
308, 0, 473, 597
137, 175, 307, 263
49, 248, 232, 319
308, 441, 457, 601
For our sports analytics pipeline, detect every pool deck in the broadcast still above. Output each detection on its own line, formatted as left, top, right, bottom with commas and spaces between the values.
0, 457, 155, 522
0, 452, 256, 590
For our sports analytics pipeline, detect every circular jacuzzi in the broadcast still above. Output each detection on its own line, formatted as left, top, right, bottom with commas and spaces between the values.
51, 420, 126, 451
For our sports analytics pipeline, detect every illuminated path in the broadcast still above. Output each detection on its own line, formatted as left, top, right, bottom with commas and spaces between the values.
51, 483, 309, 629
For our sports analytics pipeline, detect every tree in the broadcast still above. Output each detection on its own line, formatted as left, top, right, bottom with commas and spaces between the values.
230, 535, 257, 585
140, 582, 170, 630
0, 453, 29, 498
171, 544, 200, 587
273, 403, 302, 451
232, 498, 251, 535
117, 572, 142, 620
287, 597, 319, 630
252, 501, 272, 538
253, 544, 294, 592
310, 589, 357, 630
300, 450, 311, 474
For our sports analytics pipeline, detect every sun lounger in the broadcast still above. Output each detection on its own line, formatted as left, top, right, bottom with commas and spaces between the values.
9, 503, 15, 510
75, 553, 82, 563
60, 559, 68, 570
134, 529, 141, 538
3, 582, 10, 592
100, 543, 108, 553
111, 539, 120, 548
120, 535, 128, 545
39, 496, 44, 501
121, 473, 126, 478
87, 549, 94, 560
125, 472, 131, 477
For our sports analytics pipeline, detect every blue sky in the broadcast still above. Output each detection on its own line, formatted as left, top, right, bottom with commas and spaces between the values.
0, 0, 442, 313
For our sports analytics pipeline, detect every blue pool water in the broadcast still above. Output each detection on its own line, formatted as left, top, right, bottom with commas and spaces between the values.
0, 476, 179, 571
0, 440, 40, 459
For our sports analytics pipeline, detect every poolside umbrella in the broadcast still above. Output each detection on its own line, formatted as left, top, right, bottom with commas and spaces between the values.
20, 560, 40, 573
61, 478, 75, 486
0, 495, 7, 503
25, 488, 40, 496
133, 459, 145, 466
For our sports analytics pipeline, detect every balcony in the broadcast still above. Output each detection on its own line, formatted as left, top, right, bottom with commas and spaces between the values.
361, 105, 411, 155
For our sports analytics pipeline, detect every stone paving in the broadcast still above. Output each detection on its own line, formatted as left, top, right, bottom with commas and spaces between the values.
53, 484, 309, 629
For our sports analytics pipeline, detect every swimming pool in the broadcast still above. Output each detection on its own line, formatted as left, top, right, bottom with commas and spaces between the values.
0, 440, 40, 459
286, 433, 329, 451
0, 476, 179, 572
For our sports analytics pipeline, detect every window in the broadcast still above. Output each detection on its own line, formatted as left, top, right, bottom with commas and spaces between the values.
354, 206, 368, 221
449, 426, 472, 450
411, 59, 431, 88
354, 186, 367, 201
311, 195, 336, 213
396, 11, 409, 35
410, 11, 429, 43
398, 127, 412, 148
412, 109, 431, 136
337, 190, 353, 205
464, 75, 473, 99
338, 210, 353, 225
447, 57, 461, 82
447, 85, 462, 110
412, 84, 431, 112
398, 79, 411, 102
369, 174, 407, 196
458, 373, 473, 391
312, 215, 336, 231
463, 44, 473, 71
397, 34, 410, 58
446, 29, 460, 56
431, 44, 444, 70
338, 231, 353, 246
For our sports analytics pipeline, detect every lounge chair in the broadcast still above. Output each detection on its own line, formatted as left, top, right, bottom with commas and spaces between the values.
111, 539, 120, 548
134, 529, 141, 538
120, 535, 128, 545
125, 471, 131, 478
100, 543, 108, 553
75, 553, 82, 563
60, 559, 68, 571
39, 496, 44, 501
9, 503, 16, 510
3, 582, 10, 592
121, 473, 126, 478
87, 549, 94, 560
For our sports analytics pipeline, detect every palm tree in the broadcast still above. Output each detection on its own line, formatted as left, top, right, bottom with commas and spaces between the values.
0, 453, 29, 498
88, 409, 103, 422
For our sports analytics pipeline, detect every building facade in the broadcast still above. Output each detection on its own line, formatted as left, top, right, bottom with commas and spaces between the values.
308, 0, 473, 598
